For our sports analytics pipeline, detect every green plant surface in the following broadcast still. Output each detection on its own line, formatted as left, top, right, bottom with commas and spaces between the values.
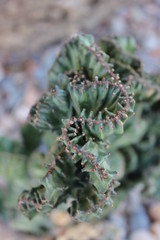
18, 33, 160, 221
99, 37, 160, 177
18, 33, 135, 220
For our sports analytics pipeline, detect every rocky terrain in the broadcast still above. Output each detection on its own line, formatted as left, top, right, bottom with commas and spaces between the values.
0, 0, 160, 239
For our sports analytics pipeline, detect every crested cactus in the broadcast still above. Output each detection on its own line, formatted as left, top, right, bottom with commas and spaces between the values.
99, 36, 160, 177
18, 33, 160, 220
99, 36, 160, 103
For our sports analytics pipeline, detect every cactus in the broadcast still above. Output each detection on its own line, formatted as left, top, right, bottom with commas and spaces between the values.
99, 37, 160, 177
99, 36, 160, 103
0, 124, 47, 219
0, 125, 59, 233
18, 33, 160, 220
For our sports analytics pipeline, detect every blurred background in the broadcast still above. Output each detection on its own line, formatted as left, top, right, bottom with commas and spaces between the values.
0, 0, 160, 239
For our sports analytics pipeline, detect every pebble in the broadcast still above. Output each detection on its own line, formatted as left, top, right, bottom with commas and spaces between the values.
14, 105, 30, 124
127, 184, 150, 231
50, 210, 72, 227
109, 213, 127, 238
129, 230, 157, 240
130, 205, 150, 231
57, 223, 99, 240
111, 16, 126, 34
149, 202, 160, 222
96, 221, 125, 240
151, 222, 160, 239
0, 74, 26, 112
144, 35, 160, 51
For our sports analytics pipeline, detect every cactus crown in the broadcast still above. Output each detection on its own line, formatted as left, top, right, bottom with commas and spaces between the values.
18, 33, 160, 220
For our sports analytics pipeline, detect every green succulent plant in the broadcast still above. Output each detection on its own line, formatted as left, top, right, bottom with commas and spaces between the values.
0, 125, 54, 233
18, 33, 160, 220
99, 37, 160, 183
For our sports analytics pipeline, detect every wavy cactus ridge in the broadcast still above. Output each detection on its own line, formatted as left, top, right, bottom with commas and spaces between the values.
28, 87, 71, 131
68, 76, 135, 117
99, 37, 143, 75
99, 37, 160, 103
48, 33, 118, 90
18, 33, 136, 220
29, 78, 135, 134
18, 148, 119, 219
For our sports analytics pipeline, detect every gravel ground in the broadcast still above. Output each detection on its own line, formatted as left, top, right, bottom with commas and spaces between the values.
0, 0, 160, 239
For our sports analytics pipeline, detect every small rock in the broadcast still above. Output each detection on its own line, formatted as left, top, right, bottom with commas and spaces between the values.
129, 230, 157, 240
111, 16, 126, 34
50, 210, 72, 227
130, 205, 150, 231
99, 221, 126, 240
151, 222, 160, 239
57, 223, 98, 240
110, 213, 127, 228
127, 184, 150, 231
144, 35, 159, 50
149, 202, 160, 221
14, 105, 30, 124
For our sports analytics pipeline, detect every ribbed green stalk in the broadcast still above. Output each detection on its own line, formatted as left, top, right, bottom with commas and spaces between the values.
18, 33, 160, 220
